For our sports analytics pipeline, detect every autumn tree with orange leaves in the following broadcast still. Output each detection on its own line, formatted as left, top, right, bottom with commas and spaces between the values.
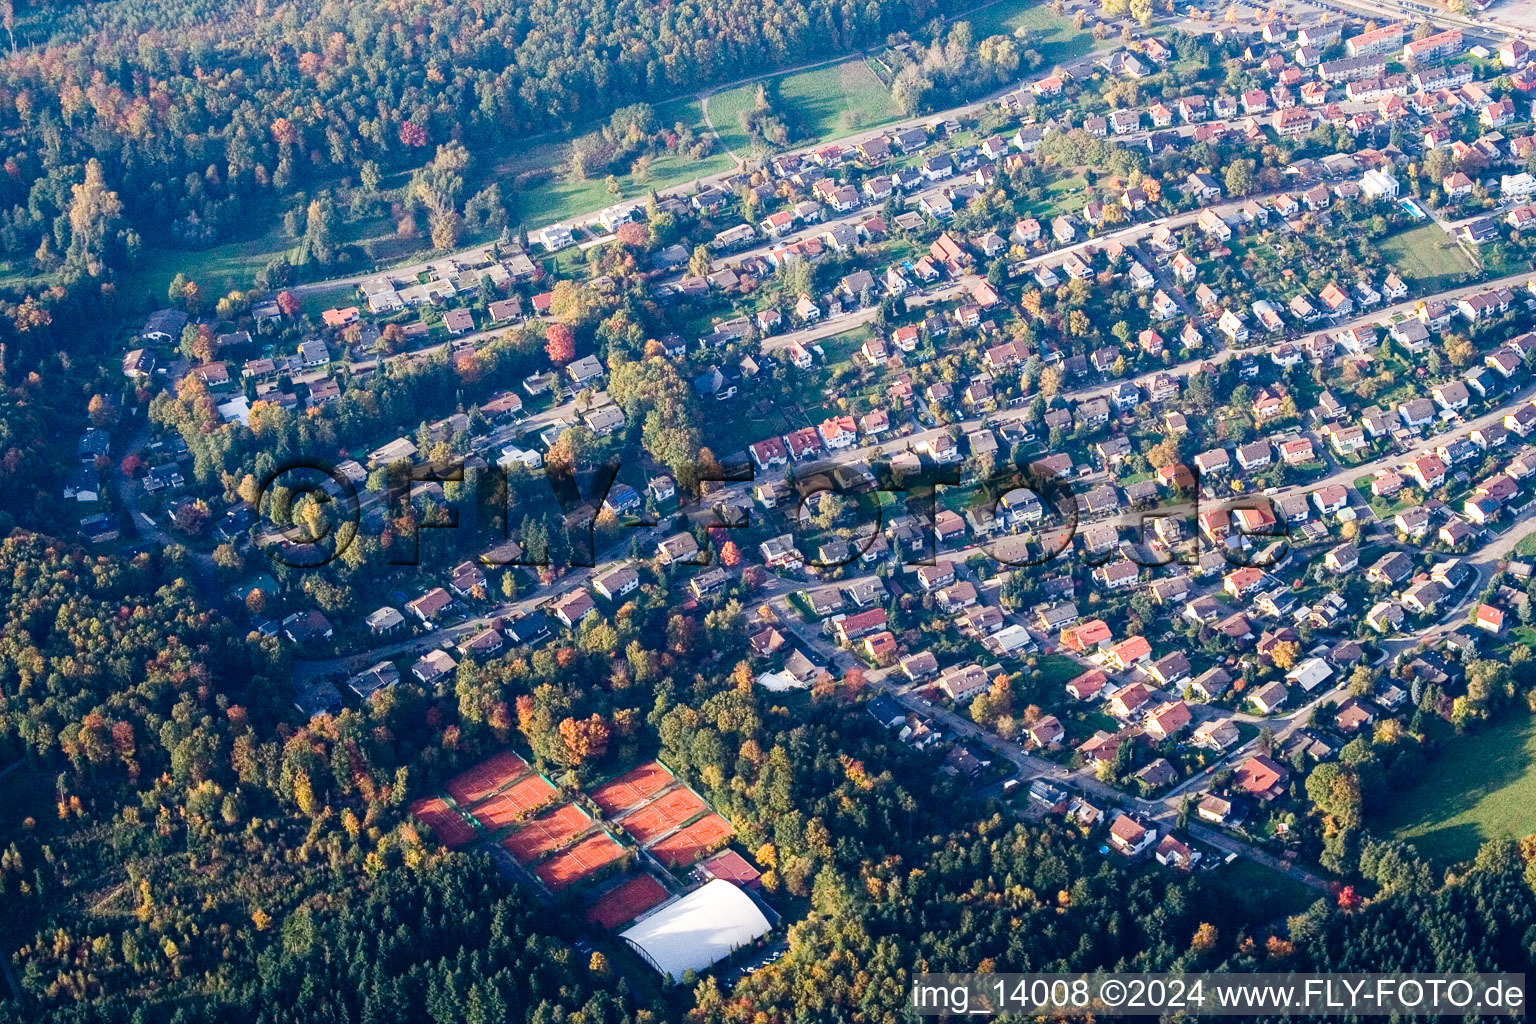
558, 714, 612, 764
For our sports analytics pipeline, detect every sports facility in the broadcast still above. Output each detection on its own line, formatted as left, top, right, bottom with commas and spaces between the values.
620, 786, 708, 845
590, 760, 676, 814
648, 813, 734, 868
409, 797, 478, 849
445, 750, 532, 806
701, 849, 762, 888
501, 802, 593, 862
469, 772, 560, 831
585, 873, 671, 930
534, 832, 626, 891
621, 879, 772, 982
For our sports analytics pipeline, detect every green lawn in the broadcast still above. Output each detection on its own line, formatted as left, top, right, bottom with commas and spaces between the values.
706, 58, 903, 158
1033, 653, 1084, 688
1515, 530, 1536, 557
118, 221, 296, 311
1374, 713, 1536, 865
821, 325, 872, 371
499, 96, 738, 227
1020, 171, 1089, 221
778, 60, 902, 142
298, 284, 367, 318
1379, 223, 1476, 291
965, 0, 1094, 64
118, 209, 414, 313
703, 83, 762, 158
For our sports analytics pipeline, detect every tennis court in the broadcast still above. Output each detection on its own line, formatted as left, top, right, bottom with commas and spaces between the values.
701, 849, 762, 888
585, 874, 671, 930
445, 750, 531, 806
590, 761, 676, 815
410, 797, 479, 849
502, 802, 593, 863
622, 787, 708, 845
649, 813, 734, 868
534, 832, 626, 891
469, 773, 559, 832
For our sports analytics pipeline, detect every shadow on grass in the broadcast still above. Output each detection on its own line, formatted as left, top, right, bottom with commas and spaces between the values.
1373, 714, 1536, 865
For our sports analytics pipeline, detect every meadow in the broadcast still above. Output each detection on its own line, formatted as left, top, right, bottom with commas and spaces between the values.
705, 58, 903, 159
1374, 714, 1536, 865
1379, 223, 1477, 292
967, 0, 1094, 65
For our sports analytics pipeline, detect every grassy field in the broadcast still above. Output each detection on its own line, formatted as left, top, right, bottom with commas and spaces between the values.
1379, 224, 1477, 291
1374, 713, 1536, 865
1209, 857, 1321, 921
119, 223, 295, 311
498, 96, 739, 227
118, 209, 412, 313
779, 60, 902, 142
1034, 653, 1085, 688
966, 1, 1094, 64
706, 58, 903, 158
1021, 171, 1089, 221
703, 84, 761, 158
1515, 529, 1536, 557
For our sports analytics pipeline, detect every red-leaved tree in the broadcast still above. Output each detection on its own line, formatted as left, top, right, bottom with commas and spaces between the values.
544, 322, 576, 366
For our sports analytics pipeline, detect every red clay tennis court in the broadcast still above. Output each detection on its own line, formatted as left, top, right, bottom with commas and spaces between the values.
584, 874, 670, 930
534, 832, 625, 891
649, 813, 733, 868
410, 797, 478, 849
620, 786, 708, 845
445, 750, 531, 806
501, 802, 592, 863
701, 849, 762, 888
589, 761, 676, 815
469, 773, 559, 832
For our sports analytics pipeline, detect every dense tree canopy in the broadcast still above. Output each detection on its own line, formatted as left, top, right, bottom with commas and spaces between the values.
0, 0, 967, 270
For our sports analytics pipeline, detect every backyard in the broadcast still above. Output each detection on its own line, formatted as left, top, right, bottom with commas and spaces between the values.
1373, 713, 1536, 865
1033, 653, 1087, 689
1379, 224, 1477, 292
1020, 170, 1090, 222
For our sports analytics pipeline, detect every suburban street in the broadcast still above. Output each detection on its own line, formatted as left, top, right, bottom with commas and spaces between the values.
23, 0, 1536, 1012
258, 0, 1536, 908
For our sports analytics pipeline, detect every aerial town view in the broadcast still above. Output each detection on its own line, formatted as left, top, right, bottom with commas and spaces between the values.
2, 0, 1536, 1018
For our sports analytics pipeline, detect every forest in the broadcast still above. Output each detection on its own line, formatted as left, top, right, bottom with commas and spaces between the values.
0, 517, 1533, 1022
3, 0, 1536, 1012
0, 0, 976, 287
